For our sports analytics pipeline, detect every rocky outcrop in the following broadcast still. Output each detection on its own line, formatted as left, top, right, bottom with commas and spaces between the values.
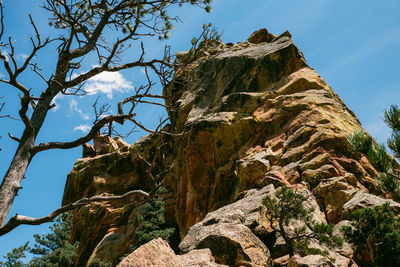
164, 29, 381, 237
62, 29, 399, 266
63, 133, 175, 265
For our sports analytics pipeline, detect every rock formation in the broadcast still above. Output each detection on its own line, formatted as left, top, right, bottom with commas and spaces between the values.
61, 29, 399, 266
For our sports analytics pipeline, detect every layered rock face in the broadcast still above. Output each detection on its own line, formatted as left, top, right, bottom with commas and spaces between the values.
165, 30, 381, 235
62, 29, 398, 266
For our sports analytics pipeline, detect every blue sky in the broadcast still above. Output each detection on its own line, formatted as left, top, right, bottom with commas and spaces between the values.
1, 0, 400, 259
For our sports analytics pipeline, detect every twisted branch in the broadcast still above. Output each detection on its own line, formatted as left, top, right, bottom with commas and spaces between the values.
0, 189, 150, 236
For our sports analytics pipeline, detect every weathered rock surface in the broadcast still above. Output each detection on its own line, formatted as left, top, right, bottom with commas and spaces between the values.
177, 249, 229, 267
288, 254, 334, 267
117, 238, 182, 267
63, 134, 175, 265
164, 31, 382, 237
118, 239, 227, 267
313, 176, 358, 223
342, 190, 400, 218
178, 184, 274, 266
62, 29, 399, 266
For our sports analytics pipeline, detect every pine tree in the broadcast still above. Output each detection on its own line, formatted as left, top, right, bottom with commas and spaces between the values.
28, 213, 78, 267
342, 202, 400, 267
262, 185, 343, 258
384, 105, 400, 159
348, 129, 399, 195
133, 197, 175, 250
0, 242, 29, 267
0, 213, 77, 267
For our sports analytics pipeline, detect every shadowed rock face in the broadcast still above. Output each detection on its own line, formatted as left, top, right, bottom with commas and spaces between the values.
62, 29, 398, 266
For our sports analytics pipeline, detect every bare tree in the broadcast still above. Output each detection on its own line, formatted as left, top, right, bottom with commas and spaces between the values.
0, 0, 211, 234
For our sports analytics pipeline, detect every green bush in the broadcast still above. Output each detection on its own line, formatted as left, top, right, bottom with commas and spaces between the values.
262, 185, 342, 257
342, 203, 400, 267
378, 172, 399, 194
348, 129, 398, 194
385, 105, 400, 159
349, 129, 392, 172
0, 242, 29, 267
177, 23, 222, 64
367, 142, 392, 173
349, 129, 373, 155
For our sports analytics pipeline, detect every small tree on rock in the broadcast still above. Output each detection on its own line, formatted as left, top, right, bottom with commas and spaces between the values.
262, 185, 343, 258
384, 105, 400, 159
348, 129, 399, 196
342, 202, 400, 267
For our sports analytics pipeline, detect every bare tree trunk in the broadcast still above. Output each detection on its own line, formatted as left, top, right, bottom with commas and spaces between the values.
0, 132, 34, 226
0, 93, 53, 227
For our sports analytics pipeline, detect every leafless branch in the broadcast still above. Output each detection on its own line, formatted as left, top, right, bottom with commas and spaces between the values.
93, 96, 111, 124
65, 58, 168, 90
0, 0, 211, 232
18, 92, 33, 132
0, 189, 150, 236
32, 113, 133, 153
0, 2, 4, 40
8, 133, 21, 143
118, 93, 165, 116
0, 99, 19, 120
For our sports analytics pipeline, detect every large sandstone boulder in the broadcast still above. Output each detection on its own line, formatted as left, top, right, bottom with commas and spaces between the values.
247, 28, 276, 44
117, 238, 182, 267
177, 249, 228, 267
288, 254, 334, 267
179, 183, 351, 266
181, 223, 271, 266
179, 185, 276, 266
117, 239, 227, 267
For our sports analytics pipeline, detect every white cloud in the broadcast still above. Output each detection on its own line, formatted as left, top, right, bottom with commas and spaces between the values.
74, 124, 91, 133
16, 53, 29, 62
83, 71, 133, 99
69, 99, 90, 120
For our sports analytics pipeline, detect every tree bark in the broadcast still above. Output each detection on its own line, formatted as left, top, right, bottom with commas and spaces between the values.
0, 91, 54, 227
0, 131, 34, 226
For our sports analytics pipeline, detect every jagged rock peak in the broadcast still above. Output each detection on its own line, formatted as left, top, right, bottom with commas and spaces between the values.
247, 28, 292, 44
